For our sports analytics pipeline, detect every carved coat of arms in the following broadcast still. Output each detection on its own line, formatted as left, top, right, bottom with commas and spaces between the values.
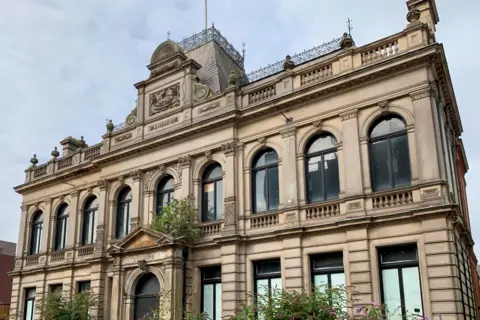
149, 83, 180, 115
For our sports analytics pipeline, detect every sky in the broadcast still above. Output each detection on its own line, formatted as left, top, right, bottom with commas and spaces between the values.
1, 0, 480, 254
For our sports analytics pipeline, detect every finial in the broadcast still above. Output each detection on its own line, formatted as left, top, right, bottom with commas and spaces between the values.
283, 55, 294, 71
167, 31, 171, 40
242, 42, 246, 59
228, 70, 237, 86
106, 119, 114, 132
340, 32, 354, 49
51, 146, 59, 159
406, 8, 421, 23
346, 18, 353, 36
30, 154, 38, 167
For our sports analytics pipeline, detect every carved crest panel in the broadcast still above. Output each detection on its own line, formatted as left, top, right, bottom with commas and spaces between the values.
149, 83, 180, 116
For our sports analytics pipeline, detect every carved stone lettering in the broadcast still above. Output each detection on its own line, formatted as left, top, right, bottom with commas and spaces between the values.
149, 116, 179, 132
149, 83, 180, 115
198, 103, 219, 114
115, 132, 133, 143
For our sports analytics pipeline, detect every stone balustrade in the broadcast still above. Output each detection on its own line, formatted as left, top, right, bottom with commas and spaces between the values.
77, 245, 94, 258
50, 250, 66, 262
199, 221, 223, 236
305, 201, 341, 220
248, 212, 280, 229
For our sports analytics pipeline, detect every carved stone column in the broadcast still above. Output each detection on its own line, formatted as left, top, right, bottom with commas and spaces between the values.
410, 88, 440, 182
107, 200, 116, 242
41, 198, 53, 254
340, 110, 363, 196
17, 204, 28, 258
67, 191, 80, 249
130, 170, 142, 230
90, 262, 107, 319
280, 127, 298, 208
95, 180, 108, 257
178, 156, 192, 199
110, 261, 122, 320
222, 141, 237, 235
75, 206, 84, 247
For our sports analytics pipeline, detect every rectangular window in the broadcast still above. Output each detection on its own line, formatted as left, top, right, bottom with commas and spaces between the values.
379, 245, 423, 319
254, 259, 282, 298
78, 281, 91, 293
23, 288, 35, 320
311, 252, 345, 291
454, 234, 476, 319
201, 266, 222, 320
50, 284, 63, 296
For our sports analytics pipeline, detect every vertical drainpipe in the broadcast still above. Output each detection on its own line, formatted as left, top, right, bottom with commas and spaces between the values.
182, 247, 189, 319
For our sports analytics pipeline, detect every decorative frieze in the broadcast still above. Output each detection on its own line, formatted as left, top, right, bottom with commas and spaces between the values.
115, 132, 133, 143
422, 187, 440, 198
281, 127, 296, 139
347, 201, 362, 211
149, 83, 180, 116
148, 116, 179, 132
197, 103, 219, 114
340, 110, 357, 121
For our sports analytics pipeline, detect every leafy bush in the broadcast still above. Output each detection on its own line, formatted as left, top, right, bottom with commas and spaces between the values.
35, 290, 97, 320
150, 197, 200, 242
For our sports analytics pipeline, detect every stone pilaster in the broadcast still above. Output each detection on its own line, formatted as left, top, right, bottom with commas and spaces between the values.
90, 263, 107, 320
40, 198, 53, 254
346, 228, 372, 308
282, 235, 303, 292
163, 247, 185, 320
67, 191, 79, 248
280, 127, 298, 208
17, 204, 28, 258
94, 180, 108, 257
221, 239, 243, 318
110, 267, 122, 320
410, 88, 441, 182
130, 170, 142, 230
178, 156, 192, 199
340, 110, 363, 196
222, 141, 237, 234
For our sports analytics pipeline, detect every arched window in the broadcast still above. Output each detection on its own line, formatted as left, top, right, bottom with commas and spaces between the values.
82, 197, 98, 245
305, 134, 340, 203
156, 176, 174, 215
29, 211, 43, 255
252, 149, 279, 213
369, 115, 411, 191
116, 187, 132, 239
134, 273, 160, 320
202, 164, 223, 222
54, 204, 69, 251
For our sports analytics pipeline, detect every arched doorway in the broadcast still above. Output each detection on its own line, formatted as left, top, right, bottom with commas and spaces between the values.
134, 273, 160, 319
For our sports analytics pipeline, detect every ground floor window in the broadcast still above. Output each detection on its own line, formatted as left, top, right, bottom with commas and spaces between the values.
311, 252, 345, 291
134, 273, 160, 320
379, 244, 423, 319
77, 281, 91, 293
50, 284, 63, 296
254, 259, 282, 298
24, 288, 35, 320
201, 266, 222, 320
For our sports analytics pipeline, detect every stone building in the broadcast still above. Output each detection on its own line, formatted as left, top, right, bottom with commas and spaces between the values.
9, 0, 479, 319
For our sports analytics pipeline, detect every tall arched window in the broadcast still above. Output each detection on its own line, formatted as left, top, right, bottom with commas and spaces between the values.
82, 197, 98, 245
134, 273, 160, 320
305, 134, 340, 203
156, 176, 174, 215
369, 115, 411, 191
54, 204, 68, 251
116, 187, 132, 239
252, 149, 279, 213
202, 164, 223, 222
29, 211, 43, 255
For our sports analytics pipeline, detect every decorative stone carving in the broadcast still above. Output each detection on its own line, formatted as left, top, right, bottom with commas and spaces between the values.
149, 83, 180, 116
150, 40, 182, 65
410, 89, 431, 101
130, 217, 140, 229
204, 151, 212, 160
341, 110, 357, 121
281, 128, 296, 139
138, 260, 147, 272
407, 8, 421, 23
224, 202, 235, 226
178, 156, 192, 168
86, 187, 93, 195
125, 107, 137, 127
149, 116, 179, 132
118, 175, 126, 185
228, 70, 237, 86
257, 137, 266, 147
193, 77, 211, 103
115, 132, 133, 143
340, 32, 354, 49
131, 170, 142, 181
95, 227, 105, 250
221, 141, 237, 156
143, 170, 155, 190
198, 103, 219, 114
347, 201, 362, 210
378, 100, 389, 109
150, 60, 181, 78
312, 121, 322, 130
283, 55, 294, 71
423, 188, 439, 198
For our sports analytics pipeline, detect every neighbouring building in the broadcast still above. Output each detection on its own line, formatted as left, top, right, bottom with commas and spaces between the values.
0, 241, 16, 320
9, 0, 479, 319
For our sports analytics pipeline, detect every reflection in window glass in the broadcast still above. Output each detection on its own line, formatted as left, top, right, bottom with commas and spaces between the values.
382, 269, 402, 319
24, 288, 35, 320
201, 266, 222, 320
202, 164, 223, 222
253, 149, 279, 213
402, 267, 423, 316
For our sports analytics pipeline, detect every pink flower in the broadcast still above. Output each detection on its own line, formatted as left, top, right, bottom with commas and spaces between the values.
329, 311, 335, 317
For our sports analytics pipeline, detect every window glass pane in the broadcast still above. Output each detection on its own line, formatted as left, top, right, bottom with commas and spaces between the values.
371, 117, 406, 138
204, 164, 222, 180
203, 284, 214, 319
314, 274, 328, 292
92, 211, 97, 243
312, 252, 344, 270
256, 279, 268, 297
116, 204, 126, 238
267, 166, 279, 210
380, 245, 417, 265
324, 152, 340, 200
78, 281, 91, 293
391, 135, 411, 188
203, 266, 221, 280
254, 149, 278, 168
215, 283, 222, 320
83, 213, 91, 244
402, 267, 422, 316
271, 277, 282, 292
159, 177, 174, 191
256, 260, 281, 275
254, 170, 267, 213
308, 156, 324, 203
331, 273, 345, 288
382, 269, 402, 320
203, 182, 215, 221
25, 300, 34, 320
370, 140, 391, 191
215, 180, 223, 220
55, 219, 64, 250
307, 135, 336, 154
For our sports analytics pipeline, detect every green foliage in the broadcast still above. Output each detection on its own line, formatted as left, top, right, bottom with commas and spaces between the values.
150, 197, 200, 242
35, 290, 97, 320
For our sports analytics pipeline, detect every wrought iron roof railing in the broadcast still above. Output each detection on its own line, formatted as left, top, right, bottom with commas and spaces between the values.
177, 26, 244, 68
112, 122, 125, 133
246, 37, 343, 83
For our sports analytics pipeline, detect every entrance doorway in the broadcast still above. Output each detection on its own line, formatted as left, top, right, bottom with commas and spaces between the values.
133, 273, 160, 319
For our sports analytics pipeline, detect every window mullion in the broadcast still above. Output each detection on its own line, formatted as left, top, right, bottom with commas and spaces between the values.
398, 268, 406, 318
388, 137, 394, 188
321, 154, 327, 201
265, 168, 270, 211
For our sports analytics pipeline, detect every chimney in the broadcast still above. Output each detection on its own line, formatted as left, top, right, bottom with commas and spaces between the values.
406, 0, 440, 35
59, 136, 86, 156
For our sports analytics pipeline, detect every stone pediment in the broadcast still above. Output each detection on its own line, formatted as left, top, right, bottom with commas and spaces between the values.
107, 227, 187, 254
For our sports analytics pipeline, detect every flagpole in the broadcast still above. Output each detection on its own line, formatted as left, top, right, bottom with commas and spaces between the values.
205, 0, 208, 30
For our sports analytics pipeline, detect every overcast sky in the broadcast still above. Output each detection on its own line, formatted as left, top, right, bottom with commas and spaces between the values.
1, 0, 479, 255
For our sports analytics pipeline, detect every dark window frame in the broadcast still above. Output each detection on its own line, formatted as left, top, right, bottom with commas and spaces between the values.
201, 265, 222, 320
49, 284, 63, 296
82, 197, 98, 245
54, 204, 69, 251
304, 134, 340, 204
77, 281, 91, 293
368, 115, 412, 192
29, 211, 43, 255
378, 244, 423, 319
115, 187, 132, 239
202, 164, 223, 222
453, 233, 476, 319
252, 149, 279, 214
253, 259, 282, 298
23, 288, 35, 320
156, 176, 175, 215
310, 252, 344, 290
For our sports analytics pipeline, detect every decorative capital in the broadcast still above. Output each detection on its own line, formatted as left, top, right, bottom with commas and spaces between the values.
257, 137, 266, 147
178, 155, 192, 168
97, 179, 109, 191
44, 198, 53, 205
221, 141, 237, 156
108, 200, 116, 205
280, 127, 296, 139
410, 88, 432, 101
378, 100, 389, 109
70, 190, 79, 198
340, 110, 357, 121
312, 120, 322, 131
21, 204, 29, 212
204, 150, 212, 160
131, 170, 142, 182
